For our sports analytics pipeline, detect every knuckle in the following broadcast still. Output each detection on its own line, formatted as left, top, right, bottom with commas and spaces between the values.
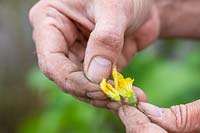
92, 29, 123, 50
38, 57, 54, 81
64, 72, 88, 97
170, 104, 188, 132
56, 75, 72, 95
187, 100, 200, 132
62, 79, 72, 94
29, 1, 53, 26
29, 4, 37, 24
29, 2, 44, 25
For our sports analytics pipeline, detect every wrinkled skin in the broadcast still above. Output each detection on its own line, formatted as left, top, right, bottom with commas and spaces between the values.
29, 0, 200, 132
119, 105, 167, 133
118, 98, 200, 133
29, 0, 159, 109
137, 100, 200, 133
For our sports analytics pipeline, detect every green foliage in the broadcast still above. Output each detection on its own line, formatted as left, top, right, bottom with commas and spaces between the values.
19, 68, 124, 133
123, 42, 200, 107
19, 41, 200, 133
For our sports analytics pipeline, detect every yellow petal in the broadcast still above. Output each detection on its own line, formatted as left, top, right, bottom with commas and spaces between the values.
112, 67, 123, 89
124, 78, 134, 97
100, 78, 121, 101
112, 67, 134, 98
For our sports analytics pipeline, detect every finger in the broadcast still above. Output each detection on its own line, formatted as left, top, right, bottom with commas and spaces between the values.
133, 86, 147, 103
29, 1, 78, 47
69, 38, 86, 63
29, 1, 77, 79
77, 97, 109, 108
107, 102, 121, 112
86, 79, 113, 100
105, 86, 147, 111
86, 91, 108, 100
30, 2, 98, 98
84, 0, 129, 83
77, 96, 122, 112
118, 105, 167, 133
86, 84, 147, 102
65, 71, 100, 97
85, 85, 147, 108
138, 100, 200, 133
119, 105, 150, 127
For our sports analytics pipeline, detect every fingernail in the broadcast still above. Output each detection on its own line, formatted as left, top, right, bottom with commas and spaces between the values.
138, 102, 162, 117
87, 56, 112, 83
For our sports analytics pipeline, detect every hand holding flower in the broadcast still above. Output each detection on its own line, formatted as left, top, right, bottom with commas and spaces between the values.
100, 67, 137, 106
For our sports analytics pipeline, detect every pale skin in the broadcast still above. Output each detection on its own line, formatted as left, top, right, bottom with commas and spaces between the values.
29, 0, 200, 132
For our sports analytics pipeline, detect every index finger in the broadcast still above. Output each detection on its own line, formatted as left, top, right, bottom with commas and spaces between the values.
119, 106, 167, 133
29, 1, 100, 97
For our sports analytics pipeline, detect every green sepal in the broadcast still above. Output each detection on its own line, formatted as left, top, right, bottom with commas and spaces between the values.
128, 96, 137, 106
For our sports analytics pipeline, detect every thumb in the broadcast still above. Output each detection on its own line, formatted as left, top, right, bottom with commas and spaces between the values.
119, 105, 150, 127
84, 1, 128, 83
138, 101, 200, 133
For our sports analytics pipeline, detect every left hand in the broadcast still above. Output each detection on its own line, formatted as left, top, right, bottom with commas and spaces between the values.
29, 0, 159, 109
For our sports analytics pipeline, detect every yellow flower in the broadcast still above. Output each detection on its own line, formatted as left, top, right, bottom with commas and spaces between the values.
100, 67, 135, 104
112, 67, 134, 98
100, 78, 121, 101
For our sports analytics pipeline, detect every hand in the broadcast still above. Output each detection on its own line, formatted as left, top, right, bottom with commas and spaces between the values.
118, 105, 167, 133
29, 0, 160, 108
137, 100, 200, 133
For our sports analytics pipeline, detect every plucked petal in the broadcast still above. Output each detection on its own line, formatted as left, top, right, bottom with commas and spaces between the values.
112, 67, 134, 98
100, 78, 120, 101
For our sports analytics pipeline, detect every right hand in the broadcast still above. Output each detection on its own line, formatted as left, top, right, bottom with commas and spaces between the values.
119, 105, 167, 133
29, 0, 160, 108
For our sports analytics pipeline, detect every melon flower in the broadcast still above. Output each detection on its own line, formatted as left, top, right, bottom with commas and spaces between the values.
112, 67, 134, 98
100, 67, 136, 106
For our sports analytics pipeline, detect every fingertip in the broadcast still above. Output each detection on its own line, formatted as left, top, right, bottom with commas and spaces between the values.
133, 86, 147, 102
138, 102, 162, 118
86, 91, 108, 100
107, 102, 121, 111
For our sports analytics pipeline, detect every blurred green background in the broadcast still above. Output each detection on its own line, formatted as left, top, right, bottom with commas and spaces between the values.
1, 0, 200, 133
